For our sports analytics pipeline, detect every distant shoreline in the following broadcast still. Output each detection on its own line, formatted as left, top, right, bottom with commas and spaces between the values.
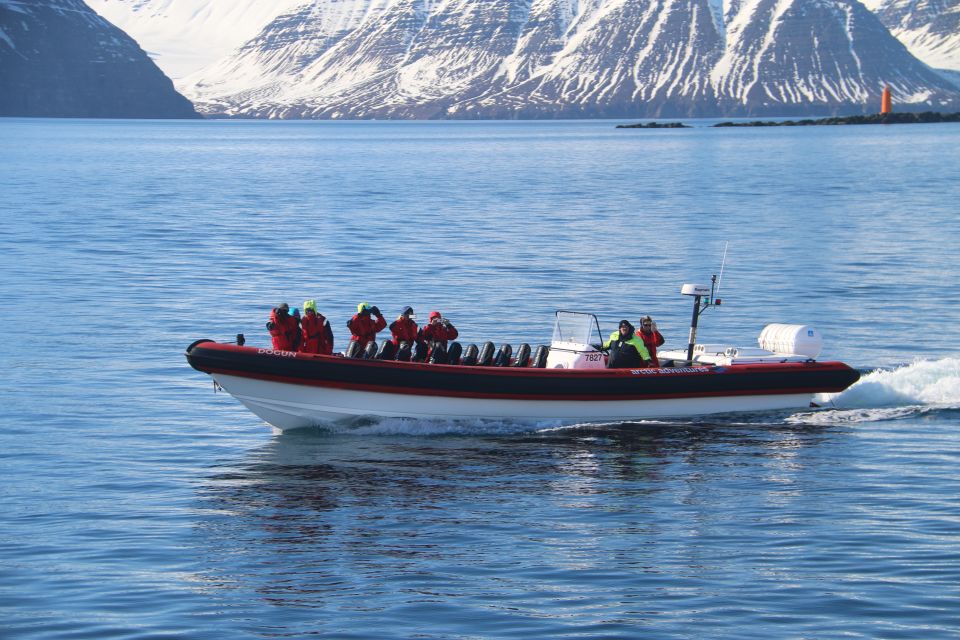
617, 112, 960, 129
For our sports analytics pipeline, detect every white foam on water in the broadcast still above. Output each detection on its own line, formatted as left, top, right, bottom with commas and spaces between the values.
316, 416, 571, 437
788, 357, 960, 425
787, 405, 933, 426
820, 357, 960, 408
315, 416, 703, 437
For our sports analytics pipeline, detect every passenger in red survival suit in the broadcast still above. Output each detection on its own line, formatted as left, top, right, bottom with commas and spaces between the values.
266, 302, 301, 351
298, 299, 334, 355
638, 315, 665, 368
419, 310, 459, 355
346, 301, 387, 355
390, 306, 421, 346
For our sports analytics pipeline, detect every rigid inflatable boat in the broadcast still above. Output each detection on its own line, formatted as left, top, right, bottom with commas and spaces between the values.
185, 282, 861, 433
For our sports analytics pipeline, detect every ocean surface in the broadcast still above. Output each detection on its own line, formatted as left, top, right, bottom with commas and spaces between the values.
2, 117, 960, 639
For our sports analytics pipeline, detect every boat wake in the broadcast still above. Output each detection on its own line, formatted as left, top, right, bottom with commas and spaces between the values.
788, 357, 960, 425
308, 416, 573, 437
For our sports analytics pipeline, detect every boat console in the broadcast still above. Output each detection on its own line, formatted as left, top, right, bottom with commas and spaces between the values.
546, 311, 607, 369
544, 289, 827, 369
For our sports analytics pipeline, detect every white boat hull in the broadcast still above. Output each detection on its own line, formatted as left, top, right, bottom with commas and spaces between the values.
213, 373, 816, 432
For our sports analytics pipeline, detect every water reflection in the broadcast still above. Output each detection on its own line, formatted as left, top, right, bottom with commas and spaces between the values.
189, 420, 839, 621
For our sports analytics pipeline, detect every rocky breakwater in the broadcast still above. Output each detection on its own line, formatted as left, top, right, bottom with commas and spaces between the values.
617, 112, 960, 129
712, 112, 960, 126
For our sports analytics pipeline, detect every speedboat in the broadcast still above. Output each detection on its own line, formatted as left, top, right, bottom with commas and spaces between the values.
185, 281, 860, 433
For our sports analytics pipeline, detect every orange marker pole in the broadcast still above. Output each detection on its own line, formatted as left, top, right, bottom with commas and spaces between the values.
880, 85, 892, 114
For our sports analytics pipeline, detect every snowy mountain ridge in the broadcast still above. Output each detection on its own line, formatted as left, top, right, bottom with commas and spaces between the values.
85, 0, 308, 78
864, 0, 960, 74
86, 0, 960, 118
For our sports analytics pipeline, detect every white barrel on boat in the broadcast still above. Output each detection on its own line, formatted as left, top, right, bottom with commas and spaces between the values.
757, 324, 823, 358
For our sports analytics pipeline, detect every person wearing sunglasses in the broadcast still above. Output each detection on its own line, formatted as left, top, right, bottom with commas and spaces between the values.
638, 315, 665, 368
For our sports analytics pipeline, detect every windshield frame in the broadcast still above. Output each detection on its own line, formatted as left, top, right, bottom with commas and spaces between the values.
551, 310, 604, 347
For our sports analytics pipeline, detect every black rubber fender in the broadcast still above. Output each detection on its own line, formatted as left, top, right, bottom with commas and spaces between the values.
413, 341, 429, 362
477, 341, 495, 366
531, 345, 549, 368
429, 343, 448, 365
447, 342, 463, 365
376, 339, 396, 360
493, 343, 513, 367
461, 344, 479, 366
345, 340, 362, 359
513, 343, 531, 367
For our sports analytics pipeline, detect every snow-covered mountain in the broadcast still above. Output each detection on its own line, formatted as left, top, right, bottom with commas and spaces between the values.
709, 0, 956, 115
861, 0, 959, 76
85, 0, 960, 118
173, 0, 960, 118
0, 0, 198, 118
85, 0, 307, 78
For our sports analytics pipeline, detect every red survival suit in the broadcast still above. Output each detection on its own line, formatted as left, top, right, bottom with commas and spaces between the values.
267, 308, 300, 351
639, 328, 665, 368
300, 311, 334, 355
420, 319, 459, 349
347, 311, 386, 348
389, 316, 420, 347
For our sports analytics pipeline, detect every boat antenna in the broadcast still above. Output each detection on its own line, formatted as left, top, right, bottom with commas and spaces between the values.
682, 249, 727, 363
715, 242, 729, 300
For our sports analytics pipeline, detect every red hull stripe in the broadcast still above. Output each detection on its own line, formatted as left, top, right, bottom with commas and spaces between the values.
203, 365, 837, 401
186, 342, 860, 401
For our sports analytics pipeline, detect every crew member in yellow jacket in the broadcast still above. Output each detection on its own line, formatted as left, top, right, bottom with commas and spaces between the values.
602, 319, 651, 369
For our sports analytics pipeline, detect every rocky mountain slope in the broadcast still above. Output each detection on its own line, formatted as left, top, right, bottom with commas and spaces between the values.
862, 0, 959, 74
68, 0, 960, 118
0, 0, 198, 118
174, 0, 960, 118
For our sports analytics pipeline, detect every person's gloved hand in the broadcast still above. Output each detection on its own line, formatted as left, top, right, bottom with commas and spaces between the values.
591, 343, 603, 351
442, 319, 452, 327
266, 321, 275, 330
370, 306, 381, 316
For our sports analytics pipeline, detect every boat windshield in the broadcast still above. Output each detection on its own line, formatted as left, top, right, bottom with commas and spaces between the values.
551, 311, 603, 346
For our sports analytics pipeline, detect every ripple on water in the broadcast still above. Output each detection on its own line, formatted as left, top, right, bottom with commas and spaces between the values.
3, 119, 960, 638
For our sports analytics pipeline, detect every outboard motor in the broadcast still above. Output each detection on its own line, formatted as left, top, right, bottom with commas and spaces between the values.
395, 341, 412, 361
461, 344, 479, 366
376, 340, 396, 360
513, 343, 531, 367
493, 344, 513, 367
447, 342, 463, 365
531, 345, 549, 368
477, 341, 495, 366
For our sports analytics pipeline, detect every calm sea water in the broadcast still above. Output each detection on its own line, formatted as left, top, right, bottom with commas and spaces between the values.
2, 118, 960, 639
